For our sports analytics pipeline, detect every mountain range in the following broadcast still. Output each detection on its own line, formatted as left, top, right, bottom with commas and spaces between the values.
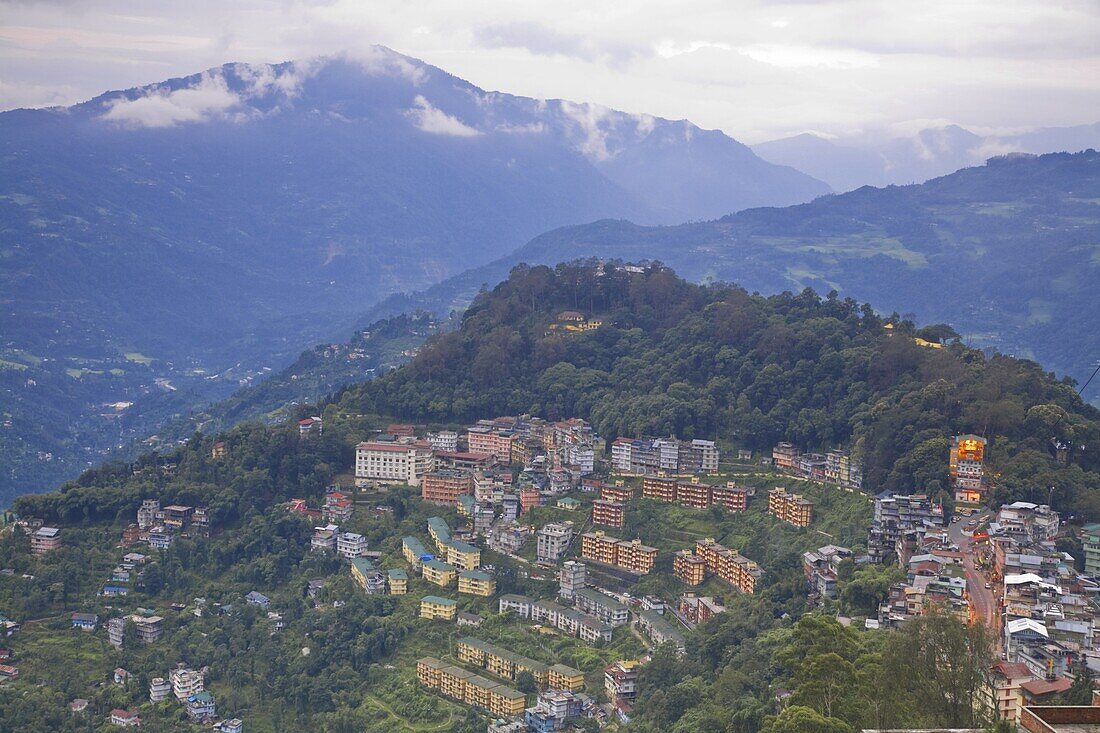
0, 48, 826, 503
164, 151, 1100, 449
752, 123, 1100, 192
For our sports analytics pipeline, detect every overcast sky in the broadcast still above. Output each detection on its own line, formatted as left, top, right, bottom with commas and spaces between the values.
1, 0, 1098, 143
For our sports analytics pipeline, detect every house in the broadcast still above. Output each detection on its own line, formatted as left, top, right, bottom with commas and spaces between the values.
113, 668, 131, 685
170, 665, 204, 701
988, 660, 1034, 722
336, 532, 367, 559
30, 526, 61, 556
132, 615, 164, 643
350, 558, 385, 594
149, 677, 171, 702
148, 526, 173, 550
0, 664, 20, 682
322, 491, 354, 524
71, 612, 98, 631
311, 524, 339, 552
245, 591, 270, 609
70, 698, 89, 713
604, 660, 639, 703
214, 719, 244, 733
185, 691, 217, 722
420, 595, 457, 621
109, 709, 141, 727
456, 611, 484, 627
298, 416, 323, 438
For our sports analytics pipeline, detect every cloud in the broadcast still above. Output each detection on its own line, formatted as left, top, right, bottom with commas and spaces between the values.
349, 46, 426, 85
407, 95, 480, 137
100, 72, 243, 127
473, 21, 638, 66
557, 101, 614, 161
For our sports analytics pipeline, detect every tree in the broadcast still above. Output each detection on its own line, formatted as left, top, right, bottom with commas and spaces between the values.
762, 705, 855, 733
515, 670, 537, 694
1058, 660, 1094, 705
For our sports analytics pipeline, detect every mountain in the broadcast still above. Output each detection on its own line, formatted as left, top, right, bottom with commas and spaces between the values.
752, 122, 1100, 192
160, 150, 1100, 444
0, 47, 828, 505
6, 264, 1099, 733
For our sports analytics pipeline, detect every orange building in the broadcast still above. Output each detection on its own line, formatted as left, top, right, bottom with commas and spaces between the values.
601, 484, 635, 503
642, 477, 677, 502
580, 531, 657, 574
767, 488, 813, 527
592, 499, 626, 528
711, 485, 748, 513
421, 470, 475, 506
673, 550, 707, 585
519, 487, 541, 515
676, 481, 711, 510
696, 539, 762, 594
466, 428, 516, 463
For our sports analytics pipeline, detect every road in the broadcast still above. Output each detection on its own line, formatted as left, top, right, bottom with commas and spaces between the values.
948, 516, 1001, 647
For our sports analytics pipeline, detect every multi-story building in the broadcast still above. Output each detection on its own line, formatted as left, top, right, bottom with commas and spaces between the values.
161, 505, 193, 530
537, 522, 574, 563
767, 488, 813, 527
170, 666, 204, 702
802, 545, 853, 599
107, 617, 126, 648
950, 434, 987, 504
355, 440, 434, 486
867, 492, 943, 562
185, 691, 217, 723
696, 539, 762, 594
149, 677, 171, 702
148, 526, 173, 550
673, 550, 707, 586
419, 596, 457, 621
427, 516, 452, 551
417, 657, 526, 717
711, 484, 748, 512
351, 558, 385, 593
311, 524, 339, 552
499, 594, 535, 617
423, 560, 457, 587
613, 436, 720, 475
519, 487, 541, 514
30, 526, 61, 556
421, 469, 475, 506
616, 539, 659, 574
591, 499, 625, 528
321, 491, 354, 524
530, 599, 613, 644
132, 615, 163, 643
579, 531, 657, 574
987, 661, 1034, 722
547, 664, 585, 692
457, 637, 549, 687
676, 481, 711, 510
1084, 523, 1100, 577
574, 588, 629, 627
429, 431, 459, 453
678, 593, 726, 625
601, 483, 635, 503
604, 660, 639, 704
466, 426, 516, 463
559, 561, 586, 600
487, 521, 531, 555
137, 500, 160, 530
637, 608, 686, 653
458, 570, 497, 597
445, 540, 482, 571
109, 709, 142, 727
825, 449, 863, 489
642, 476, 677, 502
772, 442, 800, 470
336, 532, 367, 559
387, 568, 408, 595
402, 536, 432, 569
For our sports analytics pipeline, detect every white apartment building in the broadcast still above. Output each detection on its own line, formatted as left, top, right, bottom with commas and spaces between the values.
336, 532, 367, 559
537, 522, 574, 563
355, 441, 434, 486
170, 666, 204, 701
429, 431, 459, 453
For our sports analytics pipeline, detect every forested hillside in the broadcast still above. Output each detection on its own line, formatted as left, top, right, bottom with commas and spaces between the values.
4, 263, 1099, 733
339, 262, 1100, 517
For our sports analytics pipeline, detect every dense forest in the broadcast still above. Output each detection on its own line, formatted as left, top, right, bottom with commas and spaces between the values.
5, 262, 1100, 732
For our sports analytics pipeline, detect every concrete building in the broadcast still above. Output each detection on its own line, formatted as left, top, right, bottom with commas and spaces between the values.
950, 434, 987, 504
336, 532, 367, 559
574, 588, 629, 627
419, 596, 458, 621
1084, 523, 1100, 577
423, 559, 457, 587
31, 526, 61, 556
673, 550, 707, 586
421, 469, 475, 506
591, 499, 625, 528
559, 561, 586, 600
457, 569, 496, 597
355, 440, 434, 486
170, 665, 204, 702
767, 488, 813, 527
149, 677, 171, 702
537, 522, 574, 563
